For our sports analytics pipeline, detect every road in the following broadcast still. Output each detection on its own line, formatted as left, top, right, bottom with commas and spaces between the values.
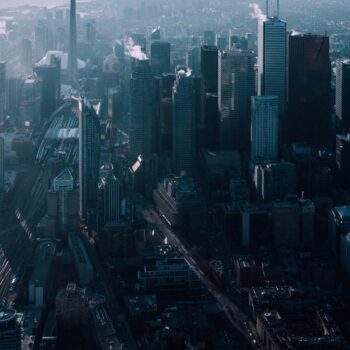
143, 207, 260, 350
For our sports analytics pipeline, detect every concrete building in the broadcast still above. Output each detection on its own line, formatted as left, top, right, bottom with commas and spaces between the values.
172, 67, 196, 176
272, 196, 315, 248
186, 47, 201, 76
68, 0, 77, 82
258, 16, 287, 114
47, 168, 79, 238
218, 50, 255, 151
251, 96, 279, 163
0, 309, 23, 350
233, 255, 261, 288
138, 258, 202, 292
253, 162, 296, 202
0, 136, 4, 209
153, 175, 203, 228
56, 283, 89, 328
329, 206, 350, 257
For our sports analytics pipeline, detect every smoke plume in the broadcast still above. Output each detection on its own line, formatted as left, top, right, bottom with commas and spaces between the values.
124, 38, 148, 61
249, 3, 267, 21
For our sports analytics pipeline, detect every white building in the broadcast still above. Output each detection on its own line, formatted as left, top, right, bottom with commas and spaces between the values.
258, 17, 287, 114
251, 96, 279, 163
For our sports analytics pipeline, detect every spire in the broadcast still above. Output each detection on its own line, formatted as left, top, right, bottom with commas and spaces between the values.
68, 0, 77, 83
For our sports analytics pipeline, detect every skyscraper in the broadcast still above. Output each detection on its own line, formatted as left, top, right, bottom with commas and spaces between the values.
0, 136, 5, 196
218, 50, 255, 151
151, 41, 171, 76
0, 62, 5, 121
129, 58, 154, 160
201, 45, 218, 94
20, 39, 32, 74
336, 59, 350, 133
78, 98, 100, 221
251, 96, 279, 163
288, 34, 331, 147
68, 0, 77, 82
97, 165, 121, 230
258, 17, 286, 115
172, 67, 196, 176
186, 47, 201, 76
34, 63, 60, 121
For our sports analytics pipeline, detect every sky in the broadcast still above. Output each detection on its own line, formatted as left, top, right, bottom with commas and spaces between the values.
0, 0, 68, 9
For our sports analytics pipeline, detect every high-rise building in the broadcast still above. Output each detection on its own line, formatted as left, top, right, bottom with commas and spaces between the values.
129, 58, 154, 160
34, 22, 49, 58
0, 62, 5, 121
151, 40, 171, 76
172, 67, 196, 176
20, 39, 32, 74
0, 309, 23, 350
47, 168, 79, 238
151, 26, 161, 41
97, 164, 121, 230
251, 96, 279, 163
0, 136, 4, 209
68, 0, 77, 82
78, 98, 100, 221
288, 34, 331, 147
258, 17, 286, 115
86, 19, 96, 45
34, 63, 60, 121
336, 59, 350, 133
336, 134, 350, 189
218, 50, 255, 151
186, 47, 201, 76
201, 45, 218, 94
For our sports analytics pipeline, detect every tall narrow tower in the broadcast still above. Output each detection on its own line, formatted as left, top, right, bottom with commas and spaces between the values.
68, 0, 77, 83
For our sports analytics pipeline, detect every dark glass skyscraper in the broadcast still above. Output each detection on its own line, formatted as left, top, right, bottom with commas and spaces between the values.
201, 45, 218, 94
78, 98, 100, 220
172, 67, 196, 176
288, 34, 331, 147
151, 41, 171, 76
129, 58, 155, 160
336, 59, 350, 133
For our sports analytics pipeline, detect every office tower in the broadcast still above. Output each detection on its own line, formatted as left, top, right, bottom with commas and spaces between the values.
97, 165, 121, 230
336, 59, 350, 133
34, 22, 49, 58
86, 19, 96, 45
272, 196, 315, 248
217, 35, 228, 50
191, 35, 201, 47
218, 50, 255, 151
172, 67, 196, 176
47, 169, 79, 238
201, 45, 218, 94
129, 58, 154, 160
5, 78, 21, 119
258, 17, 287, 114
68, 0, 77, 82
203, 30, 216, 46
0, 62, 5, 121
0, 136, 4, 192
251, 96, 279, 163
336, 134, 350, 189
20, 39, 32, 74
0, 309, 23, 350
151, 41, 171, 76
78, 98, 100, 221
253, 161, 296, 202
186, 47, 201, 76
34, 63, 60, 121
151, 26, 161, 41
288, 34, 331, 147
